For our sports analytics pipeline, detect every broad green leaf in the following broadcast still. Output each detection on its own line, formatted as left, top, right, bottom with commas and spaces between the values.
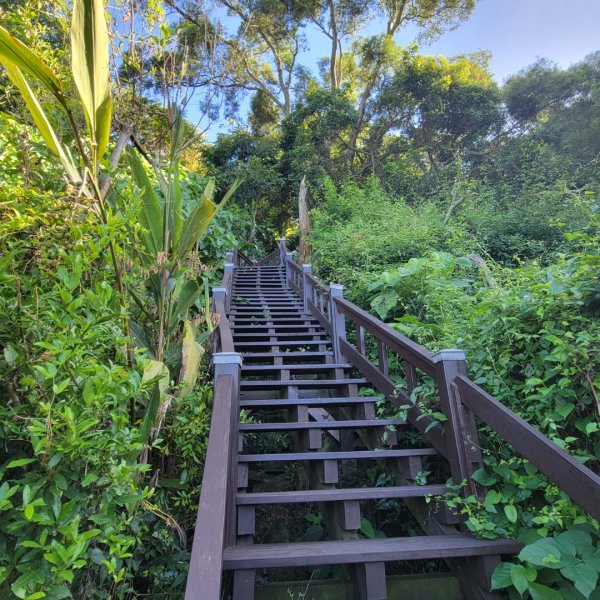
519, 538, 563, 569
0, 25, 67, 108
510, 564, 536, 596
527, 583, 562, 600
5, 64, 82, 183
359, 517, 375, 539
178, 320, 204, 397
71, 0, 112, 163
560, 563, 598, 599
6, 458, 35, 468
504, 504, 518, 524
490, 561, 513, 590
130, 150, 163, 254
139, 381, 161, 444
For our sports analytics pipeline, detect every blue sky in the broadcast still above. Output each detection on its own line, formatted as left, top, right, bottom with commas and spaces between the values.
199, 0, 600, 139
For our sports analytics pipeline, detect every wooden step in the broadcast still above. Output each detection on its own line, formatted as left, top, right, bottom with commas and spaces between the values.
233, 332, 328, 339
239, 419, 404, 432
222, 535, 522, 569
232, 324, 324, 331
240, 396, 379, 409
234, 340, 332, 348
236, 485, 447, 505
240, 378, 367, 389
240, 351, 333, 358
241, 363, 351, 372
238, 448, 437, 463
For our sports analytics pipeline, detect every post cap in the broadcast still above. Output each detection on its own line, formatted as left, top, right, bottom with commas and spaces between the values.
302, 264, 312, 272
431, 349, 466, 364
330, 283, 344, 291
212, 286, 228, 296
286, 251, 294, 258
213, 352, 243, 366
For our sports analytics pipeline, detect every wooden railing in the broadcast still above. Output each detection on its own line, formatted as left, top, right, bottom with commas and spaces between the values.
280, 249, 600, 522
185, 250, 244, 600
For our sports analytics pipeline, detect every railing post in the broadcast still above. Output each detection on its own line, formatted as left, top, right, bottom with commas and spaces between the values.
432, 349, 482, 498
213, 352, 243, 548
212, 286, 228, 313
302, 264, 312, 312
285, 251, 293, 287
329, 284, 347, 362
278, 237, 287, 267
225, 250, 234, 264
223, 263, 234, 313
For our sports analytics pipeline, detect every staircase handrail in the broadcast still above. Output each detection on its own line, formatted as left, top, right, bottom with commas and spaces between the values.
185, 252, 242, 599
282, 260, 600, 521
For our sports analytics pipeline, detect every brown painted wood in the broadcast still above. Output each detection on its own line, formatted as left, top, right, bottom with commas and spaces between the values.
238, 448, 438, 462
239, 396, 379, 408
236, 485, 448, 505
457, 375, 600, 522
240, 378, 367, 389
222, 535, 523, 569
239, 419, 404, 432
184, 376, 234, 600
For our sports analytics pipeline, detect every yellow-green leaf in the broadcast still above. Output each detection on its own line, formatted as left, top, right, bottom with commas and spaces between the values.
71, 0, 112, 164
130, 150, 163, 255
178, 320, 204, 397
4, 64, 81, 184
0, 25, 67, 108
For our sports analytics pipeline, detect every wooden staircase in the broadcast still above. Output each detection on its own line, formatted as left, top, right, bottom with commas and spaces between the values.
185, 244, 600, 600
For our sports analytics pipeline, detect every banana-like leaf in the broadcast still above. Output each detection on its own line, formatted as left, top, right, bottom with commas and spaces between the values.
178, 320, 205, 398
171, 159, 183, 251
130, 150, 163, 255
169, 279, 203, 334
71, 0, 112, 163
169, 103, 185, 165
142, 358, 170, 397
139, 381, 160, 444
177, 197, 216, 261
0, 25, 67, 108
3, 63, 82, 184
177, 178, 241, 260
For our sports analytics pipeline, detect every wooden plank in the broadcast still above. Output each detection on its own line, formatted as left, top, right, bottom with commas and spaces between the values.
457, 375, 600, 522
233, 332, 328, 338
239, 419, 404, 432
222, 535, 522, 569
240, 378, 367, 388
238, 448, 438, 462
236, 485, 448, 504
240, 351, 334, 358
184, 375, 234, 600
241, 363, 351, 372
240, 396, 379, 408
234, 341, 332, 347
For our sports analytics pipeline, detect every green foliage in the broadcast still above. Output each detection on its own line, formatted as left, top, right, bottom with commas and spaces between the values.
310, 177, 475, 305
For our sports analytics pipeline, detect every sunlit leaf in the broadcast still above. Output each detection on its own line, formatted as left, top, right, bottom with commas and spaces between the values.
71, 0, 112, 163
0, 25, 67, 108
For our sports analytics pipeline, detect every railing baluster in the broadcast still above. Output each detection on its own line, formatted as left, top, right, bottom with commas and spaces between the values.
302, 264, 312, 312
377, 340, 388, 376
356, 324, 365, 355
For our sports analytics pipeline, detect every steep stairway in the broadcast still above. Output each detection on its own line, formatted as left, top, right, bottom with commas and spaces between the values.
186, 246, 600, 600
224, 263, 520, 599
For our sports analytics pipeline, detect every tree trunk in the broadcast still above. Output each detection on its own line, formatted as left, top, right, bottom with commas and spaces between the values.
298, 176, 311, 264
